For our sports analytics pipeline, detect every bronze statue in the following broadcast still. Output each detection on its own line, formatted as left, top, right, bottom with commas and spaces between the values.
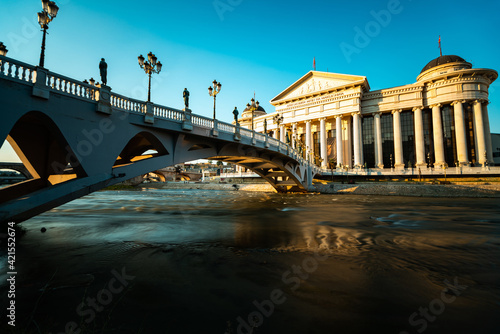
263, 118, 267, 133
183, 88, 190, 108
99, 58, 107, 85
233, 107, 239, 122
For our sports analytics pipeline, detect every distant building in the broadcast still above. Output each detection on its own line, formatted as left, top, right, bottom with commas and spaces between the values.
243, 55, 498, 170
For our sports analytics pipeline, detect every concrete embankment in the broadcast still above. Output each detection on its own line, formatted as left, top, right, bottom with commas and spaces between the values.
138, 181, 500, 197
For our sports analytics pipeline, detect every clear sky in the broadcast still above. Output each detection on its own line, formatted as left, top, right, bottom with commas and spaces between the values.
1, 0, 500, 162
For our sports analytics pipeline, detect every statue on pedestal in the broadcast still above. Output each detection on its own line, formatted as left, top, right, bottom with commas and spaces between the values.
233, 107, 239, 122
99, 58, 108, 85
263, 118, 267, 134
183, 88, 190, 109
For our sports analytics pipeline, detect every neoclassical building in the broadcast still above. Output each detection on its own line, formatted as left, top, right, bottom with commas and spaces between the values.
240, 55, 498, 169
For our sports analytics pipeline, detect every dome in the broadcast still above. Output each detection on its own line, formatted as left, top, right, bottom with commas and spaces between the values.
420, 55, 468, 74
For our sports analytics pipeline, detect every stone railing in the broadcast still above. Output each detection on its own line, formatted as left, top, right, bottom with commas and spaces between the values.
110, 93, 145, 113
154, 105, 184, 120
192, 115, 214, 129
46, 72, 97, 100
0, 56, 36, 84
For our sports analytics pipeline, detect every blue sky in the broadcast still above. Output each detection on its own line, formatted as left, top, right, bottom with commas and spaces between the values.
1, 0, 500, 162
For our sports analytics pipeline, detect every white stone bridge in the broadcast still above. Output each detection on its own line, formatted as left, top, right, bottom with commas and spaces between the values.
0, 56, 319, 224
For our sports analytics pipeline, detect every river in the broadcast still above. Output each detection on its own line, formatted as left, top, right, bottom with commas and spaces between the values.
1, 188, 499, 333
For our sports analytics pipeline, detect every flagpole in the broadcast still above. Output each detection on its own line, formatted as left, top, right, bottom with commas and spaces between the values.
439, 36, 442, 57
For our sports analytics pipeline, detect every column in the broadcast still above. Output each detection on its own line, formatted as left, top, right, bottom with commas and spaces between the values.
413, 107, 426, 168
320, 118, 328, 168
352, 112, 362, 168
305, 120, 312, 162
392, 109, 404, 169
473, 100, 487, 166
482, 102, 494, 164
292, 123, 298, 149
373, 112, 384, 168
279, 125, 285, 142
451, 101, 469, 166
431, 104, 446, 168
336, 116, 343, 167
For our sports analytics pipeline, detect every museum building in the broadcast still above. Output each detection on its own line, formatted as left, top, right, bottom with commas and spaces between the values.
240, 55, 498, 170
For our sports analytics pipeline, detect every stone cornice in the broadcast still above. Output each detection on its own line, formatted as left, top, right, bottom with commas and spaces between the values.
363, 85, 423, 100
275, 92, 361, 112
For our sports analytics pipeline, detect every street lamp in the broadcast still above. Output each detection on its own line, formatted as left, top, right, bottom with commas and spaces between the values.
138, 52, 162, 102
208, 80, 222, 119
37, 0, 59, 68
0, 42, 8, 56
247, 98, 260, 131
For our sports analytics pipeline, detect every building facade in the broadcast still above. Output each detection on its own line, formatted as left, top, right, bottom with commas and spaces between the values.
240, 55, 498, 170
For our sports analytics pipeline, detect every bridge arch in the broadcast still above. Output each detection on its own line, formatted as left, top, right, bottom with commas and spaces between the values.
6, 110, 87, 181
114, 131, 170, 167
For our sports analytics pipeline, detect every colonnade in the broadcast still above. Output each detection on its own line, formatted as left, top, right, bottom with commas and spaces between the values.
281, 99, 492, 169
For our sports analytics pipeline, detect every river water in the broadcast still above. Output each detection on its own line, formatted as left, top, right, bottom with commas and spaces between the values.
1, 188, 499, 334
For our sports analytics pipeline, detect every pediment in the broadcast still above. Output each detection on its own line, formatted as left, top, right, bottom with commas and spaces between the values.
271, 71, 370, 104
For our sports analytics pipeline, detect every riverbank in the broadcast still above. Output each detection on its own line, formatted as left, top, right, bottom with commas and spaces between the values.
136, 181, 500, 197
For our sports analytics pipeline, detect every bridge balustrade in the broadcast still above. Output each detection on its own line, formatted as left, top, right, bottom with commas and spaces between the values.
0, 57, 36, 83
47, 73, 97, 100
191, 115, 214, 129
110, 92, 145, 113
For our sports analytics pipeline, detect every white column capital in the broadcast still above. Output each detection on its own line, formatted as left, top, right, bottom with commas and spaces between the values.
373, 112, 382, 117
473, 99, 488, 105
351, 112, 361, 117
430, 103, 442, 109
334, 114, 343, 119
319, 117, 327, 122
305, 119, 312, 124
412, 106, 424, 112
391, 109, 402, 114
451, 100, 466, 106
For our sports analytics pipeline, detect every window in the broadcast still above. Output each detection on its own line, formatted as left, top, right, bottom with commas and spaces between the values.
441, 104, 457, 166
362, 116, 375, 168
401, 111, 415, 167
381, 113, 394, 168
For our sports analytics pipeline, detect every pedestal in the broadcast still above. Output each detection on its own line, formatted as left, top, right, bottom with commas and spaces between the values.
32, 67, 50, 99
182, 108, 193, 131
144, 102, 154, 124
96, 85, 112, 114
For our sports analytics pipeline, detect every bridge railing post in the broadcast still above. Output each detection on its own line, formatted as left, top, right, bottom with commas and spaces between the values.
212, 119, 219, 137
32, 67, 50, 99
234, 122, 241, 141
182, 108, 193, 131
96, 85, 112, 114
144, 102, 154, 124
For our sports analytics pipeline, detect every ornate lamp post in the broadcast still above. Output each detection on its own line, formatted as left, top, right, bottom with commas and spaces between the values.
246, 98, 260, 131
138, 52, 162, 102
37, 0, 59, 68
208, 80, 222, 119
0, 42, 8, 56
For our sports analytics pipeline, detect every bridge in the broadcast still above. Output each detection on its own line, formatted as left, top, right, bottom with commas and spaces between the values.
0, 162, 32, 179
0, 56, 319, 224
